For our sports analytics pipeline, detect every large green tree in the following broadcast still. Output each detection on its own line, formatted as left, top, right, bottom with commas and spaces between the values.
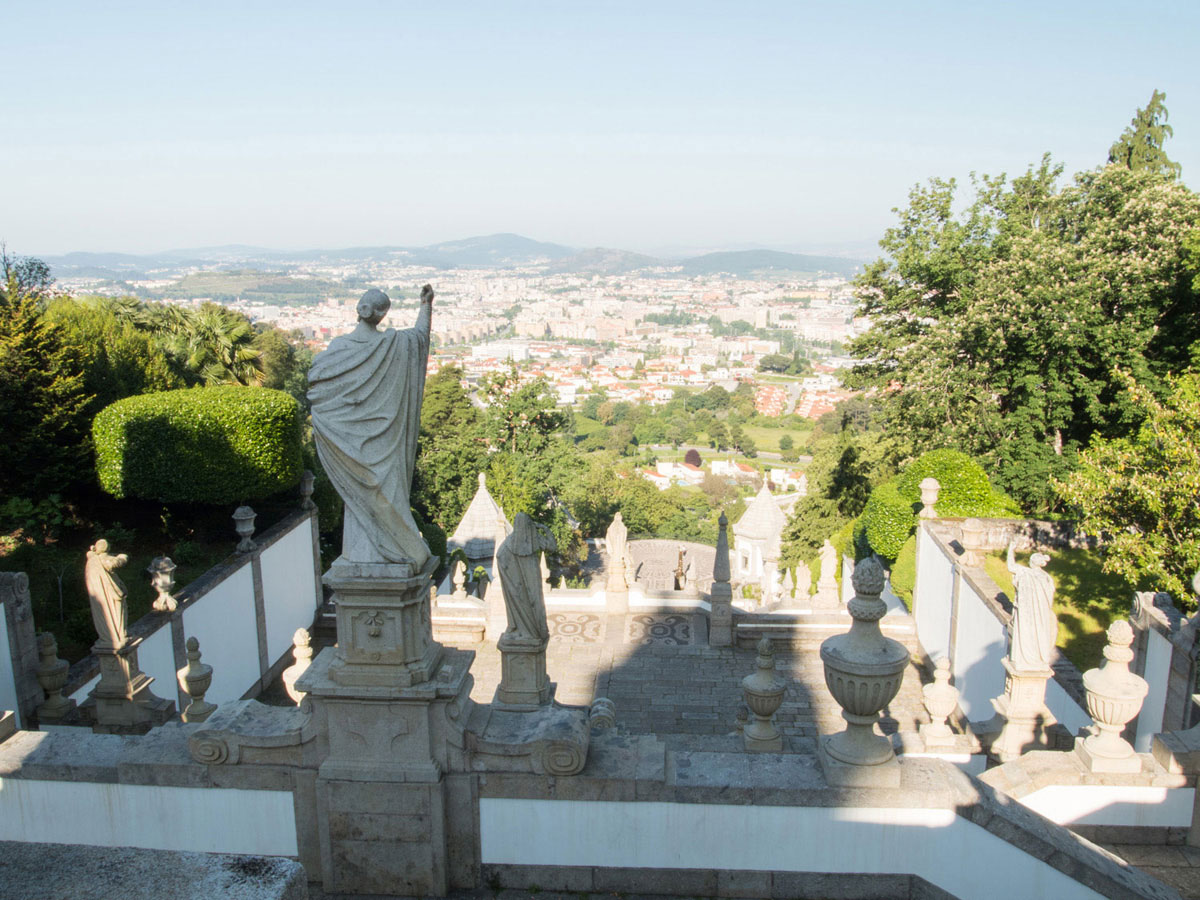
1057, 372, 1200, 603
0, 269, 93, 499
849, 157, 1200, 511
412, 365, 486, 534
1108, 89, 1182, 179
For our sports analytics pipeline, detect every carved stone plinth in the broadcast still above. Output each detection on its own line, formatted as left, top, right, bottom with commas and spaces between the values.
984, 658, 1057, 762
296, 645, 475, 898
468, 704, 590, 776
324, 557, 443, 689
87, 637, 174, 734
494, 634, 554, 710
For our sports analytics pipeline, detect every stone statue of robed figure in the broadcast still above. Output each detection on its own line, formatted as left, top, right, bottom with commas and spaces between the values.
309, 285, 434, 570
1006, 542, 1057, 671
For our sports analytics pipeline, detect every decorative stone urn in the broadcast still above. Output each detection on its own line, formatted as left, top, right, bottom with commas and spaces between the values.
281, 628, 314, 705
918, 478, 940, 519
920, 657, 959, 748
1077, 619, 1148, 773
177, 637, 216, 723
299, 469, 316, 510
232, 505, 257, 553
742, 636, 786, 751
819, 557, 910, 783
147, 556, 178, 612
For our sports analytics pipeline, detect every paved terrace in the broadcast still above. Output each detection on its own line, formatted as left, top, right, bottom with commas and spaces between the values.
441, 609, 933, 749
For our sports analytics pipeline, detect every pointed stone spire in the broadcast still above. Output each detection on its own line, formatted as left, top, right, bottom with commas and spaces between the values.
710, 512, 733, 647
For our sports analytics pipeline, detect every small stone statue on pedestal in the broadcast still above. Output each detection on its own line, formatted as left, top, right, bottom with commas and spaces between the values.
983, 543, 1060, 760
494, 514, 556, 707
84, 539, 173, 733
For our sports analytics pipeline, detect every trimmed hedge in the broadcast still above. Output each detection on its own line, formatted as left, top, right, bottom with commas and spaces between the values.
858, 449, 1021, 561
894, 448, 1017, 517
859, 480, 917, 560
94, 386, 303, 503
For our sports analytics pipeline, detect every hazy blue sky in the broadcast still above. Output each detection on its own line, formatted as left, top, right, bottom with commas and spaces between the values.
5, 1, 1198, 257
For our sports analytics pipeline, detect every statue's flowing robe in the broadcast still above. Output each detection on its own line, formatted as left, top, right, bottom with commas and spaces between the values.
1010, 566, 1057, 671
308, 316, 430, 568
496, 530, 550, 644
86, 550, 127, 650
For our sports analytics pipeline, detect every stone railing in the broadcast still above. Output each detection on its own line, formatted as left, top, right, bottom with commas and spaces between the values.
58, 506, 322, 713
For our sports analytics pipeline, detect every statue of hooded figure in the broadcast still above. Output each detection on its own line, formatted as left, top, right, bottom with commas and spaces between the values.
495, 513, 557, 646
308, 286, 433, 569
1006, 542, 1058, 671
86, 539, 129, 651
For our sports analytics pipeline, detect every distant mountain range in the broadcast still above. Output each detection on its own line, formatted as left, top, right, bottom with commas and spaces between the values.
43, 233, 864, 280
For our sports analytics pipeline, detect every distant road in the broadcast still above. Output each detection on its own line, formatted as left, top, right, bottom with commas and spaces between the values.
646, 444, 811, 466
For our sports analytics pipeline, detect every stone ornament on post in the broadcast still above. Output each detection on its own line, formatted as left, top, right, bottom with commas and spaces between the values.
147, 556, 177, 612
232, 506, 257, 553
742, 636, 786, 751
960, 518, 986, 567
35, 632, 74, 723
920, 657, 959, 749
918, 477, 940, 519
299, 469, 316, 510
709, 512, 733, 647
819, 557, 910, 786
178, 637, 216, 723
281, 628, 314, 705
812, 540, 840, 609
1078, 619, 1148, 773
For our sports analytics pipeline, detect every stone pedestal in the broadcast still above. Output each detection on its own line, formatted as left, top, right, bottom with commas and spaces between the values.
985, 658, 1057, 762
87, 637, 174, 734
494, 634, 554, 709
324, 557, 443, 688
483, 576, 507, 643
297, 636, 476, 896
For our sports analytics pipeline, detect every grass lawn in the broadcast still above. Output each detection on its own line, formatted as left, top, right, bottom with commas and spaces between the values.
983, 548, 1134, 674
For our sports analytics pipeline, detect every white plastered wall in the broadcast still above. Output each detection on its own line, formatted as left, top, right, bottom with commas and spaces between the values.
181, 566, 259, 703
0, 612, 19, 727
480, 798, 1105, 900
1136, 627, 1173, 752
0, 777, 297, 855
259, 522, 320, 664
1020, 785, 1194, 828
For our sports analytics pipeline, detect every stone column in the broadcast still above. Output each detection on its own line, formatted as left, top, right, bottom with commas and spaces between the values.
709, 512, 733, 647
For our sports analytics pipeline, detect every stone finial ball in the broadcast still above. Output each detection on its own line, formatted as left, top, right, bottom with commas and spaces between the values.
293, 627, 311, 647
36, 631, 56, 652
1107, 619, 1134, 647
186, 636, 199, 652
852, 556, 885, 596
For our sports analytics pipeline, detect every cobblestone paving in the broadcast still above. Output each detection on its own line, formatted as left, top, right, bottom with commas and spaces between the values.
1103, 844, 1200, 900
444, 611, 931, 746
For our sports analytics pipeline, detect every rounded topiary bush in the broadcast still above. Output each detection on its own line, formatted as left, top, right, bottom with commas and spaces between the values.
859, 480, 917, 560
94, 386, 303, 503
894, 448, 1010, 516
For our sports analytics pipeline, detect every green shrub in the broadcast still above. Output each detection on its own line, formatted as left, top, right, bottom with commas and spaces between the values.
895, 448, 1001, 516
890, 535, 917, 609
859, 480, 917, 560
94, 386, 302, 503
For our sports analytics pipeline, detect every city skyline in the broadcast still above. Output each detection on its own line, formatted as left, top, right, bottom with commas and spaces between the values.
5, 1, 1199, 256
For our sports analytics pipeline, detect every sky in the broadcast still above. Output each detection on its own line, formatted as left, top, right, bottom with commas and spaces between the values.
5, 1, 1199, 258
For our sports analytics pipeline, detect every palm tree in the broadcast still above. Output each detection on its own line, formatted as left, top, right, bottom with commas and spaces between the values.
167, 303, 264, 386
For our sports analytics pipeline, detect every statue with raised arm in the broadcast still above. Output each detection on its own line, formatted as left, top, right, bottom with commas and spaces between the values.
496, 513, 557, 645
86, 539, 129, 650
1006, 542, 1058, 671
308, 285, 434, 569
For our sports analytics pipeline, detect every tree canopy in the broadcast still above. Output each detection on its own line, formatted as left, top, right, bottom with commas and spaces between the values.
848, 158, 1200, 512
1108, 89, 1182, 179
